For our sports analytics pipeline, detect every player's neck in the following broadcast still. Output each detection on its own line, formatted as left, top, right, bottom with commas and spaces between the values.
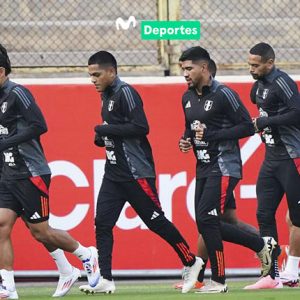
195, 77, 212, 95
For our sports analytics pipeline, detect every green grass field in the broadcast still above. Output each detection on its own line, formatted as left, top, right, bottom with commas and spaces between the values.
14, 280, 299, 299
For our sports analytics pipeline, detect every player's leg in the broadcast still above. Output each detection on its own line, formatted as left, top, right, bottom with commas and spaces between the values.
8, 176, 99, 290
244, 160, 284, 289
20, 215, 80, 297
222, 206, 259, 236
0, 208, 18, 299
80, 178, 124, 294
217, 186, 276, 277
278, 160, 300, 286
175, 194, 260, 290
194, 176, 229, 293
0, 182, 22, 299
125, 178, 203, 294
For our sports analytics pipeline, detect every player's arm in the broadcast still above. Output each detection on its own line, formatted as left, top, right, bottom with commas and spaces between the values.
179, 97, 192, 153
202, 88, 255, 141
94, 86, 149, 137
0, 86, 47, 151
250, 81, 258, 104
254, 76, 300, 130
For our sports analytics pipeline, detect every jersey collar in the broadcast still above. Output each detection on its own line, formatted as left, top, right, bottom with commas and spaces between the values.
262, 66, 279, 83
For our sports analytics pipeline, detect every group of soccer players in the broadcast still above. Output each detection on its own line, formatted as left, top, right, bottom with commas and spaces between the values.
0, 41, 299, 298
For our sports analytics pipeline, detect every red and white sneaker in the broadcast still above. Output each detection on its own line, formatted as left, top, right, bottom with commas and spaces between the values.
280, 270, 299, 287
278, 245, 289, 272
244, 275, 283, 289
52, 267, 81, 297
173, 281, 204, 290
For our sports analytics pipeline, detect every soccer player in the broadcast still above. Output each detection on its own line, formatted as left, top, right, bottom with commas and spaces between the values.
244, 42, 300, 289
178, 46, 276, 293
174, 58, 259, 290
0, 44, 100, 298
0, 144, 81, 298
79, 50, 203, 295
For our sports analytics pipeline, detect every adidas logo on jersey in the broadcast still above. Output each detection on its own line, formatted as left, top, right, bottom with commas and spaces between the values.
151, 211, 160, 220
30, 212, 41, 220
185, 101, 191, 108
208, 209, 218, 216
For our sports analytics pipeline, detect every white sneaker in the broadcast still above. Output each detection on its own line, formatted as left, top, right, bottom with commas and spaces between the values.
181, 256, 204, 293
280, 270, 299, 287
79, 277, 116, 294
0, 285, 18, 299
195, 280, 228, 293
257, 236, 277, 276
82, 246, 100, 287
52, 267, 81, 297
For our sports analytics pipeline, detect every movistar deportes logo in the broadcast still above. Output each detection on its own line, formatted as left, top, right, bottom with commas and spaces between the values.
141, 20, 201, 40
115, 16, 137, 30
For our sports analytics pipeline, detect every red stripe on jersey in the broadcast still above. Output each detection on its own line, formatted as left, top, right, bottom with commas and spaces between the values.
220, 177, 230, 214
137, 178, 161, 209
30, 176, 49, 196
293, 158, 300, 175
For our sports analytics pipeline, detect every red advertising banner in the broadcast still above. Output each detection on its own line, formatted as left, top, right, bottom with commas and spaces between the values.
12, 79, 299, 272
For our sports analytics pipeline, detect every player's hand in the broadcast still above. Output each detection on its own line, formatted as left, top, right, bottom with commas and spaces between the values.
179, 137, 192, 153
252, 117, 268, 132
252, 118, 259, 132
94, 133, 105, 147
194, 126, 205, 140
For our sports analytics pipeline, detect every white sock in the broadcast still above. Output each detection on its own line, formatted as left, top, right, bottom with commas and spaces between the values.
284, 255, 300, 276
72, 243, 91, 261
0, 269, 16, 291
50, 249, 73, 275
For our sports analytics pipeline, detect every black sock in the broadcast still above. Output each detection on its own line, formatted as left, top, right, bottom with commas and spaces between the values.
197, 259, 208, 282
270, 246, 280, 279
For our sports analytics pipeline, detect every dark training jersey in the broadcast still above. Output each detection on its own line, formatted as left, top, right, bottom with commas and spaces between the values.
0, 79, 51, 180
94, 76, 156, 182
250, 68, 300, 160
182, 79, 254, 179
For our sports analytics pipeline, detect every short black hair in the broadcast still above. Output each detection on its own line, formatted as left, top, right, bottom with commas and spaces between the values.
0, 44, 11, 75
249, 43, 275, 62
88, 51, 117, 72
208, 59, 217, 78
179, 46, 210, 63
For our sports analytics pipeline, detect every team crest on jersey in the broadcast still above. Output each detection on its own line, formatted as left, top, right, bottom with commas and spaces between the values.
204, 100, 213, 111
1, 102, 7, 113
108, 100, 114, 111
262, 89, 269, 99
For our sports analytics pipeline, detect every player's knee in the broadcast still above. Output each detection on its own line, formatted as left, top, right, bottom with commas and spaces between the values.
29, 225, 51, 243
196, 214, 218, 234
256, 209, 275, 225
95, 218, 113, 233
0, 225, 12, 241
147, 215, 168, 233
0, 220, 14, 240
